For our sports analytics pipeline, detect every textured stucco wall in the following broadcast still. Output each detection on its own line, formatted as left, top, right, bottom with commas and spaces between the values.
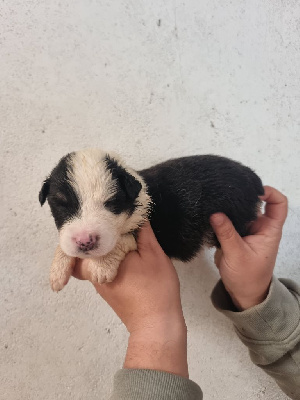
1, 1, 299, 399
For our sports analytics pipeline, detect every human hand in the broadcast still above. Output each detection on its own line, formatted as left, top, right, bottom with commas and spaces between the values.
73, 223, 188, 377
210, 186, 288, 310
73, 222, 184, 333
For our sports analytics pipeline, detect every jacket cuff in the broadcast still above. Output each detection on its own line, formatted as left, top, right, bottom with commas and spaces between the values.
211, 276, 300, 364
110, 369, 203, 400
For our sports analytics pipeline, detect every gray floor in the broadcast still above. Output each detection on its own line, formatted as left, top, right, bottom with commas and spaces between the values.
1, 1, 300, 399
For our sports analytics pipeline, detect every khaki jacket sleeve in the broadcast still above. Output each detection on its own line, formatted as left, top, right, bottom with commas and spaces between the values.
109, 369, 203, 400
211, 276, 300, 400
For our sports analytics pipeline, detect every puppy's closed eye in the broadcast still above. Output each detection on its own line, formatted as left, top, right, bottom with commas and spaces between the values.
104, 192, 127, 214
52, 192, 69, 207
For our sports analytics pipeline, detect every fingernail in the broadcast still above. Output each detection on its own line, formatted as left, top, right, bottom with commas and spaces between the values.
211, 214, 224, 226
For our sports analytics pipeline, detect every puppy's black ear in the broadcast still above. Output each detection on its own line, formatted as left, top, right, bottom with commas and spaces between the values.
105, 155, 142, 201
39, 178, 50, 206
118, 171, 142, 201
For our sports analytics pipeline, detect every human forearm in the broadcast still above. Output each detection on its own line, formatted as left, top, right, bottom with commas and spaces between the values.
124, 317, 189, 378
109, 317, 204, 400
212, 276, 300, 399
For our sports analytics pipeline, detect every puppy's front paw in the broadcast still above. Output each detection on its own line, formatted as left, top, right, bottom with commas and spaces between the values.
87, 234, 136, 285
50, 272, 70, 292
49, 247, 75, 292
89, 259, 119, 285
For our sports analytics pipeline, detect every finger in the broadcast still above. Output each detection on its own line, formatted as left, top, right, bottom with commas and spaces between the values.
247, 215, 267, 235
214, 248, 222, 269
137, 221, 161, 253
72, 258, 92, 281
210, 213, 244, 255
259, 186, 288, 225
72, 259, 115, 298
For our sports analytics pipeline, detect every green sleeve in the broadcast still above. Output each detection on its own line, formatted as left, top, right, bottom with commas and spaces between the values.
109, 369, 203, 400
211, 276, 300, 400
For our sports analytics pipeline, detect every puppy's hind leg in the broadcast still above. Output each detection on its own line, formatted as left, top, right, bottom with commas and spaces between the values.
50, 245, 76, 292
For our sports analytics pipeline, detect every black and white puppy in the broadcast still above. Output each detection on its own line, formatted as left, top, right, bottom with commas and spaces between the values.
39, 149, 263, 291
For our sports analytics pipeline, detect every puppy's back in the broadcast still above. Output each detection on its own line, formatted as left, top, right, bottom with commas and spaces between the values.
139, 155, 263, 261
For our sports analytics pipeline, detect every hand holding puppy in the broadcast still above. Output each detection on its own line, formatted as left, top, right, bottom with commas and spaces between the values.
73, 223, 188, 377
74, 223, 184, 334
210, 186, 288, 310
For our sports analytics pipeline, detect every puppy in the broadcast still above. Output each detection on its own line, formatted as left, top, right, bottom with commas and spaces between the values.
39, 149, 263, 291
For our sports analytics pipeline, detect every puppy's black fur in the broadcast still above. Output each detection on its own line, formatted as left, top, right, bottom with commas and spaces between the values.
139, 155, 263, 261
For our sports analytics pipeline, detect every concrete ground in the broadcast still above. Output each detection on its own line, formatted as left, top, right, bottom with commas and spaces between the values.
1, 1, 300, 399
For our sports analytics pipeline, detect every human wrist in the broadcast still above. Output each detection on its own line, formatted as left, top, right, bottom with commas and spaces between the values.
124, 316, 188, 378
228, 283, 271, 311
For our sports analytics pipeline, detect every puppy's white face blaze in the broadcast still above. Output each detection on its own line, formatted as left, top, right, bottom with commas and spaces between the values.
46, 149, 150, 259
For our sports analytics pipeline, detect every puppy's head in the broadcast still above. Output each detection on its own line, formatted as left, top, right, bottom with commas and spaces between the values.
39, 149, 149, 258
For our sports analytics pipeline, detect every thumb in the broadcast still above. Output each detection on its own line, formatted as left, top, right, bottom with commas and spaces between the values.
136, 221, 160, 253
73, 258, 92, 281
210, 213, 244, 254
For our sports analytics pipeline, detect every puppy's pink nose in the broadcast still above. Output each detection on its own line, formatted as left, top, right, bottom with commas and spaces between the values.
75, 233, 98, 252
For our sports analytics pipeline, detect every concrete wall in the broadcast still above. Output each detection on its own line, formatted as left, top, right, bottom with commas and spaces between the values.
1, 1, 299, 398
